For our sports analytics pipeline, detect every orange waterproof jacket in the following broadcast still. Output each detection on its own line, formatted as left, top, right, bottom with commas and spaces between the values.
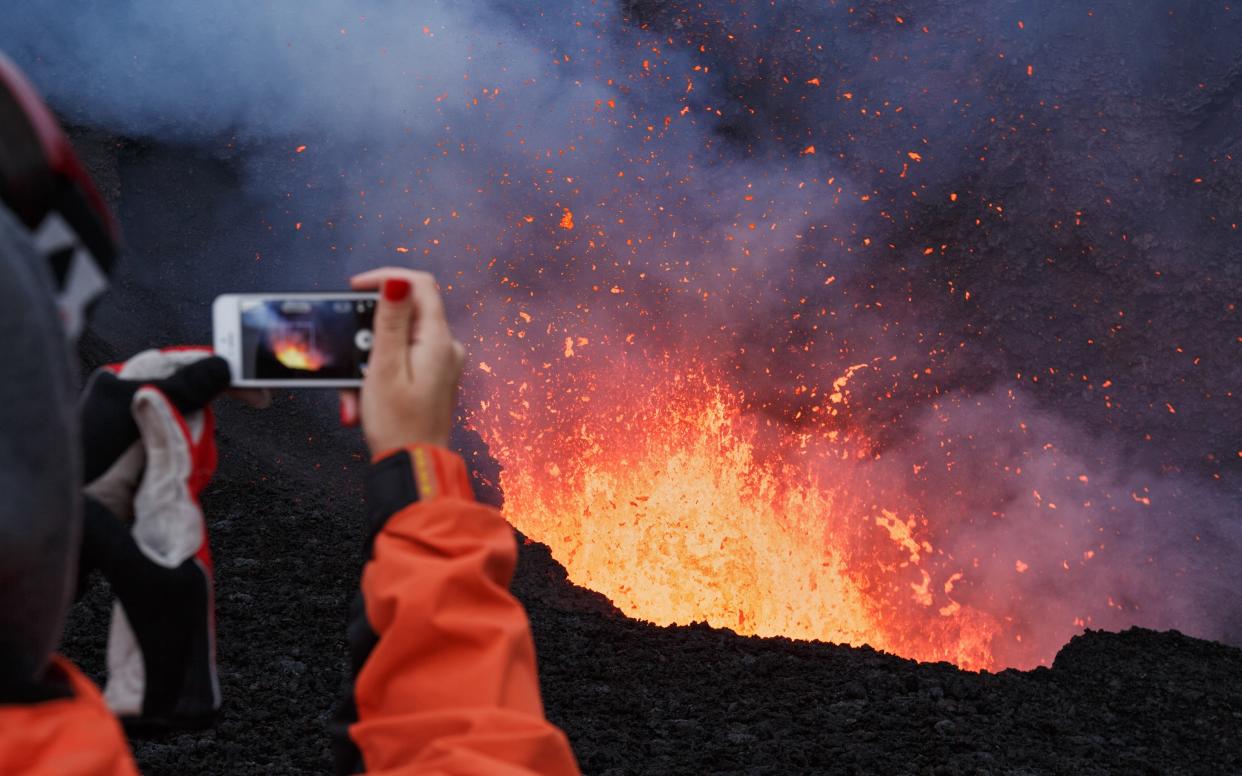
0, 656, 137, 776
339, 444, 581, 774
0, 445, 579, 776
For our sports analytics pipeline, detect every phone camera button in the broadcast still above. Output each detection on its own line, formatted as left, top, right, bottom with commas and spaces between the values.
355, 329, 373, 351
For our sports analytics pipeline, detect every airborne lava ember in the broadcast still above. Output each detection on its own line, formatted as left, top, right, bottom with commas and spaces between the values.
436, 0, 1241, 671
14, 0, 1238, 676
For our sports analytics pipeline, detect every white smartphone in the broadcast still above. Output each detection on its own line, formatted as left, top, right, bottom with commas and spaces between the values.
212, 293, 377, 387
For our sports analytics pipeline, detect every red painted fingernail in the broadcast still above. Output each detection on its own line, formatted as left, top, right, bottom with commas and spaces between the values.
383, 278, 411, 302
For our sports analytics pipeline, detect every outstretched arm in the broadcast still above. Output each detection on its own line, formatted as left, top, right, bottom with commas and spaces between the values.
335, 446, 578, 775
332, 268, 579, 775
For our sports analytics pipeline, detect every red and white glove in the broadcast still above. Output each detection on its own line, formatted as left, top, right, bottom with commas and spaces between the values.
84, 347, 222, 530
80, 348, 236, 727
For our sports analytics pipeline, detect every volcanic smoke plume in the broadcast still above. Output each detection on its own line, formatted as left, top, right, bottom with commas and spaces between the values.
6, 0, 1239, 669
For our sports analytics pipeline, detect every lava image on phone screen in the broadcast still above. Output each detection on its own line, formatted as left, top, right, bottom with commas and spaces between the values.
240, 298, 375, 381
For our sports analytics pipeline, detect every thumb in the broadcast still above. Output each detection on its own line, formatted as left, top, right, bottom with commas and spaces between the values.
370, 277, 413, 380
151, 355, 232, 415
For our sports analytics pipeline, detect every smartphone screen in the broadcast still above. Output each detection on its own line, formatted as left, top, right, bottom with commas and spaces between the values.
238, 296, 375, 382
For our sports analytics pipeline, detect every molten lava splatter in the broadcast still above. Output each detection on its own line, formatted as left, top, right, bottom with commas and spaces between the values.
472, 361, 1002, 670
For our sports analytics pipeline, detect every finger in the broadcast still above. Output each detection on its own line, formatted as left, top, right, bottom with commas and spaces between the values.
84, 369, 141, 406
452, 340, 466, 374
338, 390, 359, 426
406, 271, 450, 341
370, 276, 414, 380
226, 387, 272, 409
350, 268, 446, 329
152, 356, 232, 414
350, 266, 413, 290
350, 266, 441, 298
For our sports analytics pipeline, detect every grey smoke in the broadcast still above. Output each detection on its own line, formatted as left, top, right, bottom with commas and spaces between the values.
3, 0, 1237, 666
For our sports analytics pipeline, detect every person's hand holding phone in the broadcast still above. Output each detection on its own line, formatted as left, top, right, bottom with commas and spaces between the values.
339, 267, 465, 454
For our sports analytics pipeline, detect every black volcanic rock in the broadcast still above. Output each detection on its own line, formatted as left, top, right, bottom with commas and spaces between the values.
61, 401, 1242, 774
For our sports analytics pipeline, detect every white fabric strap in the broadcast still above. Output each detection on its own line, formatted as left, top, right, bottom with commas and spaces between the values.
101, 348, 214, 715
131, 386, 205, 568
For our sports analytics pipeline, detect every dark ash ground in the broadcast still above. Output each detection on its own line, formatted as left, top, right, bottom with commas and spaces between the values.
61, 385, 1242, 775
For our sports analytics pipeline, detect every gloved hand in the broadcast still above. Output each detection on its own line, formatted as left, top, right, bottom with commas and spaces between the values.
81, 350, 232, 485
78, 348, 238, 728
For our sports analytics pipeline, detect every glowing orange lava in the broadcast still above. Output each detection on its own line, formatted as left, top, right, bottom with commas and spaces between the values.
271, 336, 325, 371
472, 361, 1002, 670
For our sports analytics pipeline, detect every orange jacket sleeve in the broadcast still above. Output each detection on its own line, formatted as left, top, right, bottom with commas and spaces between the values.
338, 445, 580, 776
0, 656, 138, 776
